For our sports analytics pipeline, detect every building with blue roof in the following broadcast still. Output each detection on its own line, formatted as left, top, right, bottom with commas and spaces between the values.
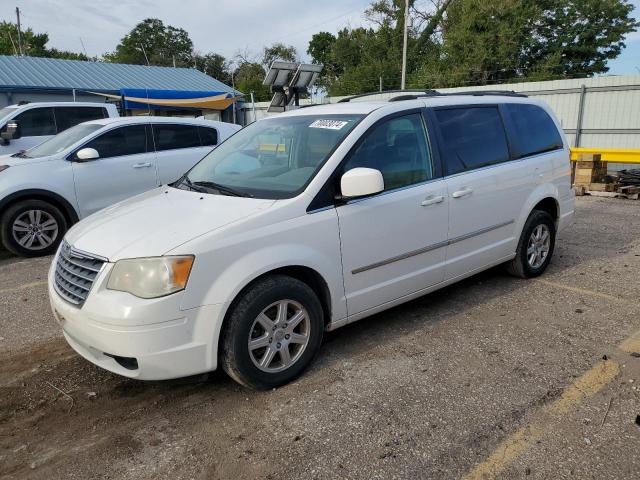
0, 55, 242, 122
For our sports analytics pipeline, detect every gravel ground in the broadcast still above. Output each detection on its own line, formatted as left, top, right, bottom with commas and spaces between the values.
1, 196, 639, 479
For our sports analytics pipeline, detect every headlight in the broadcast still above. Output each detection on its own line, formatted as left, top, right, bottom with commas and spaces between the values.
107, 256, 194, 299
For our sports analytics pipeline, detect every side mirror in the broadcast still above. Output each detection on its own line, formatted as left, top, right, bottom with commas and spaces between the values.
0, 121, 21, 142
75, 147, 100, 161
340, 167, 384, 199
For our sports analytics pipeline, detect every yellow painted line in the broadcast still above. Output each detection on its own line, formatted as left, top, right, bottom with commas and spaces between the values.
0, 280, 47, 294
619, 330, 640, 353
462, 425, 543, 480
463, 360, 620, 480
545, 360, 620, 416
535, 279, 633, 305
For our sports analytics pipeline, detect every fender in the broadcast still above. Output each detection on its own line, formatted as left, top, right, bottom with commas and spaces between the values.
0, 188, 79, 224
189, 243, 346, 321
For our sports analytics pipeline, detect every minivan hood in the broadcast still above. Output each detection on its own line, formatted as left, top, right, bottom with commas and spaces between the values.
66, 187, 276, 260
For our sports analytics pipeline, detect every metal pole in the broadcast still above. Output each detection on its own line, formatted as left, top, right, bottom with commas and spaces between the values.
400, 0, 409, 90
575, 84, 587, 147
250, 92, 256, 124
379, 76, 383, 92
231, 70, 236, 124
16, 7, 24, 56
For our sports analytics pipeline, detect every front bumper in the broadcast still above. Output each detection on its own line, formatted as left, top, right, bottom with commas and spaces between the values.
48, 260, 225, 381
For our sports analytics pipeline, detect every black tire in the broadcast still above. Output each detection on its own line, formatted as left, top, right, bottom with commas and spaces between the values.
506, 210, 556, 279
220, 275, 324, 389
0, 199, 67, 257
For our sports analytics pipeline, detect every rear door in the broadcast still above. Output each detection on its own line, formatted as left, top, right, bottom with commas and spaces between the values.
336, 111, 448, 316
71, 124, 158, 217
431, 104, 536, 280
152, 123, 213, 184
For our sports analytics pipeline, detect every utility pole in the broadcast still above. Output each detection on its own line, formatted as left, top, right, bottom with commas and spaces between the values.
400, 0, 409, 90
16, 7, 24, 56
231, 69, 237, 124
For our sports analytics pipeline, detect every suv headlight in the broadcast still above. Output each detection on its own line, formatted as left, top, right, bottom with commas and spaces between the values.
107, 256, 194, 299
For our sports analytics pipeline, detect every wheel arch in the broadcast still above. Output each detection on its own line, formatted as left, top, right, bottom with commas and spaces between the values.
532, 196, 559, 224
216, 265, 333, 359
0, 189, 79, 226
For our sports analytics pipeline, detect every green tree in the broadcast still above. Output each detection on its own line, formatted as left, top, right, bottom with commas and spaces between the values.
307, 0, 638, 94
233, 62, 271, 101
0, 21, 88, 60
104, 18, 193, 66
192, 52, 232, 85
261, 42, 298, 69
440, 0, 638, 85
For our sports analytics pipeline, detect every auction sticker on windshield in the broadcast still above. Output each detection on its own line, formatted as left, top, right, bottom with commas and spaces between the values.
309, 119, 349, 130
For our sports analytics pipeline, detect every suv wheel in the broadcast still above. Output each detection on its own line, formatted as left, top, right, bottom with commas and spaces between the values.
1, 200, 67, 257
220, 275, 324, 389
506, 210, 556, 278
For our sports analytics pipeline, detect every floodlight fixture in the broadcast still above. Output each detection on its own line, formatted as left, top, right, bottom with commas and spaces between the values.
264, 61, 324, 113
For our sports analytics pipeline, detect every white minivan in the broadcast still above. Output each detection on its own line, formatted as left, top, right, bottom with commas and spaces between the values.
0, 116, 240, 256
48, 92, 574, 389
0, 102, 119, 155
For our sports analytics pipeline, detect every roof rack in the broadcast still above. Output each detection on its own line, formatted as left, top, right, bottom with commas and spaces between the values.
337, 89, 438, 103
389, 90, 527, 101
338, 89, 527, 103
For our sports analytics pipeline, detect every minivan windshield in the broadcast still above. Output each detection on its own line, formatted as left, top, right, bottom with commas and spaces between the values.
23, 123, 103, 158
181, 114, 363, 199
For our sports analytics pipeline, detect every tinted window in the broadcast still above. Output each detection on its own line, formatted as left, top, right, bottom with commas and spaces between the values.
14, 107, 56, 136
506, 104, 563, 158
435, 107, 510, 175
343, 113, 432, 191
82, 125, 148, 159
153, 124, 201, 151
54, 106, 106, 132
198, 126, 218, 146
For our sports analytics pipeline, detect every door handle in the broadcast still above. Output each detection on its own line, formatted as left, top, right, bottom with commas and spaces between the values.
451, 187, 473, 198
421, 195, 444, 206
132, 162, 152, 168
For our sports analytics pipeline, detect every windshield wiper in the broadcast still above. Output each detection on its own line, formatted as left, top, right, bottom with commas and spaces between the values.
177, 175, 208, 193
193, 180, 253, 198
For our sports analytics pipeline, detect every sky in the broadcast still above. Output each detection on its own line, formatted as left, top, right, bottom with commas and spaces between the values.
3, 0, 640, 75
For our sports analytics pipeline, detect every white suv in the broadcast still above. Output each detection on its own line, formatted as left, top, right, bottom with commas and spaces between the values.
0, 116, 240, 256
48, 92, 574, 389
0, 102, 119, 155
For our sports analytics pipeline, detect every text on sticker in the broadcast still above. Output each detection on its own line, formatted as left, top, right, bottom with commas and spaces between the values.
309, 120, 349, 130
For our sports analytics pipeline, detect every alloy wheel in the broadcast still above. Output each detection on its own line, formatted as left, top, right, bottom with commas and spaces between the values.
526, 224, 550, 269
11, 209, 59, 251
248, 299, 311, 373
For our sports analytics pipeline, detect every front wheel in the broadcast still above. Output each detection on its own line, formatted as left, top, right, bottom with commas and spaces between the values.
1, 199, 67, 257
506, 210, 556, 278
220, 275, 324, 389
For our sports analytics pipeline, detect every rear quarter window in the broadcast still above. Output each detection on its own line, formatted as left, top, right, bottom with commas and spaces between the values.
505, 104, 563, 158
153, 124, 201, 151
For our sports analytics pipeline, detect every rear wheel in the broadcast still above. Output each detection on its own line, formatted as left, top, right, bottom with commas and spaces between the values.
220, 275, 324, 389
1, 199, 67, 257
506, 210, 555, 278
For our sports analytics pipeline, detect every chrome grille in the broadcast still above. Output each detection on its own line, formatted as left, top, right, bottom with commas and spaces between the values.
53, 241, 106, 306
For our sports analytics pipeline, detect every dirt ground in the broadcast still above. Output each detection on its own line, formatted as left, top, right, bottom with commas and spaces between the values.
1, 196, 639, 480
